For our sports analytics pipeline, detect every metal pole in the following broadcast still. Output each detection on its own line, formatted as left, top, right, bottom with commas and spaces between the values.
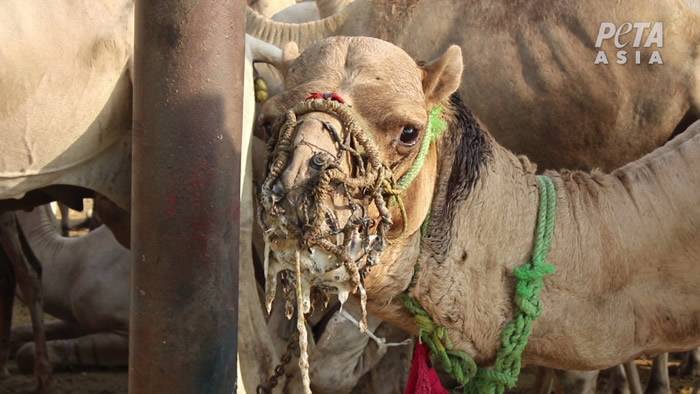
131, 0, 243, 393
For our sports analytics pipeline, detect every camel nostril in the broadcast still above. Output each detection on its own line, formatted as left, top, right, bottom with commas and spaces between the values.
271, 180, 286, 202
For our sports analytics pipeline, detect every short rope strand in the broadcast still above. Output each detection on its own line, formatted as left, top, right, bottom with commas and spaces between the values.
404, 175, 557, 394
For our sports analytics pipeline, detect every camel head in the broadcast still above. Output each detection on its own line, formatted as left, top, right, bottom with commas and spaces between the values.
257, 36, 464, 324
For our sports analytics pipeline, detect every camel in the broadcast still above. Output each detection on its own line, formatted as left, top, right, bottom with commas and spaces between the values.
9, 205, 130, 372
247, 0, 700, 172
1, 202, 400, 394
248, 2, 700, 390
256, 36, 700, 391
6, 203, 400, 394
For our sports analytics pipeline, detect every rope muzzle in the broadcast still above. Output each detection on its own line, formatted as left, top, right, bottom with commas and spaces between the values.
259, 94, 446, 315
258, 93, 446, 394
260, 97, 398, 308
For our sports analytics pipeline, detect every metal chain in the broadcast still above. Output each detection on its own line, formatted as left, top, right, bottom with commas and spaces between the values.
256, 332, 298, 394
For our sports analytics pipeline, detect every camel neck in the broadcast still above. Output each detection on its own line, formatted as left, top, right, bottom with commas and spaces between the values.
16, 206, 65, 267
412, 137, 541, 363
412, 121, 700, 367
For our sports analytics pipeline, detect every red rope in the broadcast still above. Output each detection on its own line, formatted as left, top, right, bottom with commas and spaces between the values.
306, 91, 345, 104
404, 343, 449, 394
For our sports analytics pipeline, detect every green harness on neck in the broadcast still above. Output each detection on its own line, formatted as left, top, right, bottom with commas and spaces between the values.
392, 105, 557, 392
404, 175, 558, 394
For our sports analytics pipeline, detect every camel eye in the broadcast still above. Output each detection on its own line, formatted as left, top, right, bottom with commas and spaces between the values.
399, 126, 420, 146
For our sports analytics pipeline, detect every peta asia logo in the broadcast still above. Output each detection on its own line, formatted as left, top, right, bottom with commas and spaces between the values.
594, 22, 664, 65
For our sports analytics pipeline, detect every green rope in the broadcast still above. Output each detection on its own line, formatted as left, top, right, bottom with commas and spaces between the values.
404, 175, 557, 394
397, 106, 448, 190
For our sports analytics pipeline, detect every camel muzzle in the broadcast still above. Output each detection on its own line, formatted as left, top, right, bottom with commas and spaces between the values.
257, 95, 448, 393
258, 97, 405, 327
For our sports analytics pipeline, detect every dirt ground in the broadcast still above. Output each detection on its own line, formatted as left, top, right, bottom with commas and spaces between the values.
1, 305, 127, 394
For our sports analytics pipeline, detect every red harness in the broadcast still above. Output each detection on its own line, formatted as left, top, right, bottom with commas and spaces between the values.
305, 91, 346, 104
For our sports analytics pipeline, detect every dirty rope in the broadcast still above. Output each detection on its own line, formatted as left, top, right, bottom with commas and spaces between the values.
259, 96, 448, 393
404, 175, 557, 394
261, 98, 447, 297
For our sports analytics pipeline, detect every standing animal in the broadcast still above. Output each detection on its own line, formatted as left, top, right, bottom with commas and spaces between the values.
247, 2, 700, 391
547, 350, 700, 394
247, 0, 700, 172
0, 0, 134, 210
0, 213, 51, 391
256, 36, 700, 389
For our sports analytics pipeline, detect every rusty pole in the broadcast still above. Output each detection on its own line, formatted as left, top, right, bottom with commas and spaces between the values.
131, 1, 243, 393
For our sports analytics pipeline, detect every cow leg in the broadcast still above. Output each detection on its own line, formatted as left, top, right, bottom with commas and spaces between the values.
554, 369, 599, 394
0, 213, 51, 393
533, 367, 555, 394
16, 268, 51, 393
680, 348, 700, 378
16, 332, 128, 372
58, 203, 70, 237
623, 361, 643, 394
0, 245, 15, 379
645, 354, 670, 394
599, 365, 627, 394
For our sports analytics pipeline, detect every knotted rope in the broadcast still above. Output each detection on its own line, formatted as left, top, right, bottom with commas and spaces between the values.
261, 98, 447, 292
404, 175, 557, 394
259, 96, 449, 389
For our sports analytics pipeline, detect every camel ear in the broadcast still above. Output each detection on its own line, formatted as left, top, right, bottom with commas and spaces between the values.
422, 45, 463, 104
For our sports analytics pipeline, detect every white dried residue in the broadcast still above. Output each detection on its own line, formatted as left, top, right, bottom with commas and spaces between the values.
295, 250, 312, 394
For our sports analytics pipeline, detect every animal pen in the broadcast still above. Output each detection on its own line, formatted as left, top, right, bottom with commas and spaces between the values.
130, 0, 242, 392
1, 1, 700, 394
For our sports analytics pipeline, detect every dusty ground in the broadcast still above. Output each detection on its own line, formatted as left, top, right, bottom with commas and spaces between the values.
1, 304, 127, 394
1, 204, 697, 393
